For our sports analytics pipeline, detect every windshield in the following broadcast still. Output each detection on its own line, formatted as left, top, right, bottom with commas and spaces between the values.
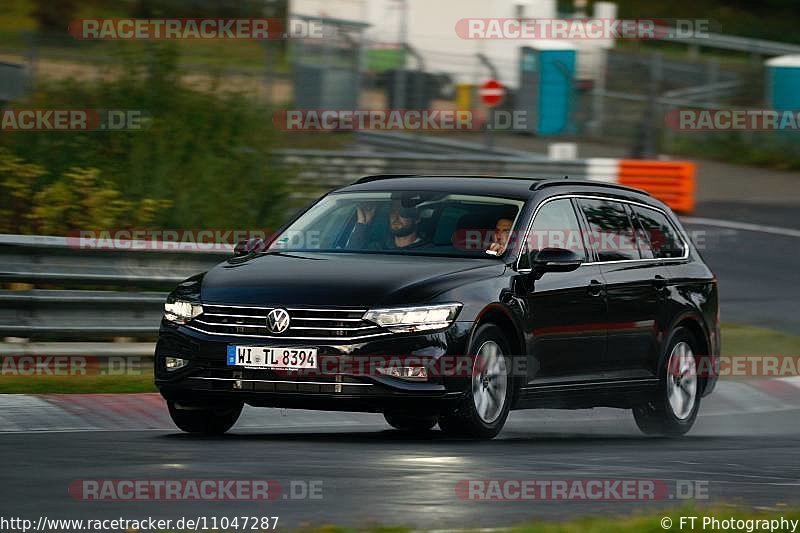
269, 191, 525, 258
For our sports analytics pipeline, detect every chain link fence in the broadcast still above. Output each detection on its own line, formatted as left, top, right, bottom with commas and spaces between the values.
0, 26, 787, 160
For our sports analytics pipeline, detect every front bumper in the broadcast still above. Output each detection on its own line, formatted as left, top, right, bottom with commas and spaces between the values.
155, 320, 474, 413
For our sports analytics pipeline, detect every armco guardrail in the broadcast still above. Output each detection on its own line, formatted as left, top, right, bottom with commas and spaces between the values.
0, 235, 229, 340
654, 26, 800, 57
0, 234, 228, 287
0, 341, 155, 356
0, 289, 167, 337
275, 149, 697, 214
354, 131, 551, 158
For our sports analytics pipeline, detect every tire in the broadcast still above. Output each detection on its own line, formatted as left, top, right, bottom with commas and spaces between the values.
633, 327, 701, 436
384, 412, 438, 432
167, 400, 243, 435
438, 324, 513, 439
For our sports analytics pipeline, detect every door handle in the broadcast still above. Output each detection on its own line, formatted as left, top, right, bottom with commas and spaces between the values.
652, 275, 668, 292
587, 279, 604, 297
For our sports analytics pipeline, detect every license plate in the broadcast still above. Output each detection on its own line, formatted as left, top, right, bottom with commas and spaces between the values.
227, 345, 318, 369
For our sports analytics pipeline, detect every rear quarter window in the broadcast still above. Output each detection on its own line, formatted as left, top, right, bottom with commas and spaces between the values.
630, 205, 686, 259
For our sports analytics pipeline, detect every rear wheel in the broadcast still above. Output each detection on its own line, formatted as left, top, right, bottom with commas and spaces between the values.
439, 324, 512, 439
167, 400, 243, 435
633, 327, 701, 436
384, 412, 438, 432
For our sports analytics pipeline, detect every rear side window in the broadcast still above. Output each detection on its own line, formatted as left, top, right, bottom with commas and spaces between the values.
577, 198, 640, 262
630, 205, 686, 259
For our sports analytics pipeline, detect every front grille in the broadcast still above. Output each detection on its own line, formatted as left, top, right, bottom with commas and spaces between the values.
188, 304, 390, 341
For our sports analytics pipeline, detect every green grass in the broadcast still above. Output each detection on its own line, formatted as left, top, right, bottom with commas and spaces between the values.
721, 323, 800, 356
667, 135, 800, 172
0, 372, 156, 394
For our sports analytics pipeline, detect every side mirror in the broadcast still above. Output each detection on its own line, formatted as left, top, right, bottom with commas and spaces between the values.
233, 237, 266, 257
533, 248, 583, 273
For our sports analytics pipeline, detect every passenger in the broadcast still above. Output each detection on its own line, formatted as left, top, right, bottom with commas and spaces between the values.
487, 218, 513, 255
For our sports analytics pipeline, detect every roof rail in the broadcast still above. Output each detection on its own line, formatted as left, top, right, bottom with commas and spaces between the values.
354, 174, 417, 184
354, 174, 545, 185
530, 179, 651, 196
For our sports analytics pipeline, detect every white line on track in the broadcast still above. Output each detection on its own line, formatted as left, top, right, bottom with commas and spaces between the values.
681, 217, 800, 238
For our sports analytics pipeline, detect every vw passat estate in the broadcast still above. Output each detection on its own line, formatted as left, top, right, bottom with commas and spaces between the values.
156, 175, 720, 438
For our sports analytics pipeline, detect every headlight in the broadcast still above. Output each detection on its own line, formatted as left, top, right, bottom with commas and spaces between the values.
164, 356, 189, 371
363, 303, 462, 333
163, 299, 203, 324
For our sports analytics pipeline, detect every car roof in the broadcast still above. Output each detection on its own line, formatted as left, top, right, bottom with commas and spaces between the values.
339, 175, 540, 199
337, 174, 657, 205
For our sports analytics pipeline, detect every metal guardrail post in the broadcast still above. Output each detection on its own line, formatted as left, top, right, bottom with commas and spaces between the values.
404, 44, 427, 144
476, 53, 499, 80
588, 49, 607, 138
476, 53, 501, 151
392, 0, 408, 110
632, 52, 663, 159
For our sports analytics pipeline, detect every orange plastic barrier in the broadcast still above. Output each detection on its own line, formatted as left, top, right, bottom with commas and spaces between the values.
618, 160, 696, 214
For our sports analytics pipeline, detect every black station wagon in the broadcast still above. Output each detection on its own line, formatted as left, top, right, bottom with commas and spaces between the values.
156, 175, 720, 439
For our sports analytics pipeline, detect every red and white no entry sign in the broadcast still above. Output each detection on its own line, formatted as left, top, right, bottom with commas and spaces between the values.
479, 79, 505, 107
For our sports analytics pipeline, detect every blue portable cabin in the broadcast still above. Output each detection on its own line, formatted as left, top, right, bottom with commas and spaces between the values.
517, 41, 577, 136
765, 55, 800, 112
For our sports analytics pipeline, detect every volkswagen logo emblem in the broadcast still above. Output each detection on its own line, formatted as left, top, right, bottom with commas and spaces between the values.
265, 308, 291, 334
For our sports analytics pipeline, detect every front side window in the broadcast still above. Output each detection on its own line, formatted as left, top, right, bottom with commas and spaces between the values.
522, 199, 588, 266
577, 198, 641, 262
269, 191, 524, 258
630, 205, 686, 259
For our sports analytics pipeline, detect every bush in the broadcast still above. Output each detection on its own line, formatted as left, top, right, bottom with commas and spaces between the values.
0, 150, 169, 234
1, 42, 288, 235
30, 0, 78, 35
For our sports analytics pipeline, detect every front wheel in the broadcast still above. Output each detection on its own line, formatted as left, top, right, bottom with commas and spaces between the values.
633, 327, 701, 436
167, 400, 243, 435
439, 324, 512, 439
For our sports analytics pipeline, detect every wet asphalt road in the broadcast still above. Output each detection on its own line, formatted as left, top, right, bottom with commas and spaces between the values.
2, 405, 800, 529
683, 201, 800, 334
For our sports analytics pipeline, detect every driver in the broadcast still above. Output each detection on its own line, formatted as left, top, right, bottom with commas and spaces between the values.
348, 200, 423, 250
387, 201, 423, 248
